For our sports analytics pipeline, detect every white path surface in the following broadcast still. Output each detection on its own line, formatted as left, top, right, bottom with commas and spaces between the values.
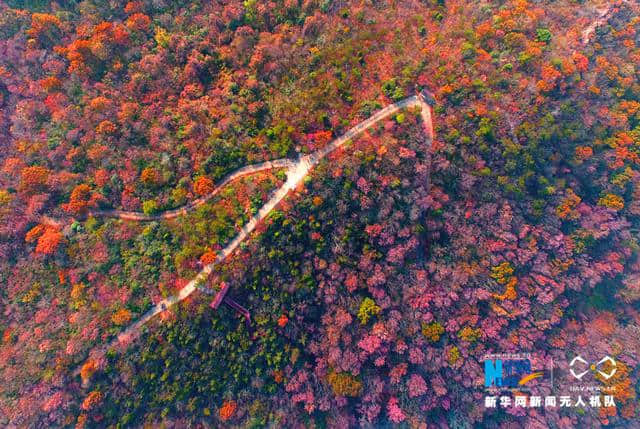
580, 1, 631, 45
76, 95, 434, 372
89, 159, 296, 221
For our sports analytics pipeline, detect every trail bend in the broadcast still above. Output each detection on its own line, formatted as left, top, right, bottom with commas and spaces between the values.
75, 95, 434, 374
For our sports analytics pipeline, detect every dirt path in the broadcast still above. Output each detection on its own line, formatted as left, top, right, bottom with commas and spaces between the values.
88, 159, 296, 221
88, 98, 424, 222
75, 95, 434, 373
580, 1, 630, 45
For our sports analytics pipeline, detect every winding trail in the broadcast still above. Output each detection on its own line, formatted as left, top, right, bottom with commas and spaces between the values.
580, 1, 631, 45
75, 95, 434, 373
88, 159, 296, 221
581, 5, 613, 45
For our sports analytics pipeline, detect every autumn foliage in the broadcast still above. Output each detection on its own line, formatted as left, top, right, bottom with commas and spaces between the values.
34, 227, 63, 255
26, 13, 62, 45
326, 371, 363, 397
277, 314, 288, 327
62, 184, 96, 214
20, 165, 49, 192
219, 400, 237, 421
81, 391, 103, 411
140, 167, 160, 185
194, 176, 215, 196
111, 308, 132, 326
80, 359, 98, 384
199, 249, 217, 265
125, 13, 151, 32
1, 0, 640, 427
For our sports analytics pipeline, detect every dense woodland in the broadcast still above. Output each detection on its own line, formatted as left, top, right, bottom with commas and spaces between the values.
1, 0, 640, 427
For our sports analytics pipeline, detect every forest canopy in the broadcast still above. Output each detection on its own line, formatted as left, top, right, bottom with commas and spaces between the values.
1, 0, 640, 427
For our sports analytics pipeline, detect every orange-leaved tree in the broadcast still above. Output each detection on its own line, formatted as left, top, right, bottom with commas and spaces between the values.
62, 184, 99, 214
35, 227, 63, 255
194, 176, 215, 196
219, 400, 237, 421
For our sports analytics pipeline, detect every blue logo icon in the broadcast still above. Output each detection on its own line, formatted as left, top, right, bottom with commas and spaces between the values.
484, 358, 543, 388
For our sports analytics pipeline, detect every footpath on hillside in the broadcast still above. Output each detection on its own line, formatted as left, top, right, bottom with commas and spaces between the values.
74, 94, 434, 376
